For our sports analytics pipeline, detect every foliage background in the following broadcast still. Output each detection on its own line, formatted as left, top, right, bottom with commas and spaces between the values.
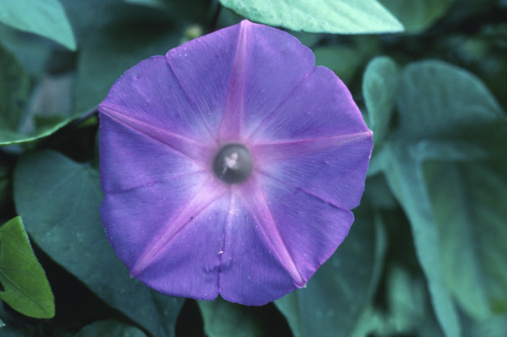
1, 0, 507, 336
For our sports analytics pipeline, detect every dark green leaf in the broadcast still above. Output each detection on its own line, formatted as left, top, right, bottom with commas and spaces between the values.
123, 0, 166, 9
382, 143, 462, 337
0, 217, 55, 319
75, 320, 147, 337
0, 43, 29, 144
396, 60, 505, 142
0, 303, 36, 336
396, 61, 507, 319
424, 158, 507, 318
275, 206, 386, 337
219, 0, 403, 34
0, 0, 76, 50
72, 3, 181, 114
198, 298, 266, 337
13, 150, 184, 337
379, 0, 454, 33
462, 312, 507, 337
314, 36, 378, 85
0, 25, 52, 77
381, 266, 445, 337
363, 173, 398, 209
0, 163, 9, 215
362, 56, 399, 148
381, 60, 507, 336
0, 44, 74, 146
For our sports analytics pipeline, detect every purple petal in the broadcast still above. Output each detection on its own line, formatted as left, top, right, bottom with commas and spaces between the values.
247, 66, 369, 142
218, 174, 354, 305
246, 65, 372, 209
99, 56, 216, 147
216, 188, 297, 305
99, 114, 210, 193
165, 20, 316, 143
101, 177, 229, 301
166, 23, 243, 142
238, 24, 316, 138
254, 135, 372, 210
218, 21, 316, 141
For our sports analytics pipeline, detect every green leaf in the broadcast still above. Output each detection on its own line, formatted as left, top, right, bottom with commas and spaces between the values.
72, 2, 181, 114
275, 207, 386, 337
0, 162, 10, 213
423, 158, 507, 317
383, 266, 445, 337
219, 0, 404, 34
0, 43, 30, 143
462, 312, 507, 337
379, 0, 454, 33
13, 150, 184, 337
363, 173, 398, 209
0, 25, 52, 77
123, 0, 167, 9
0, 0, 76, 50
0, 44, 74, 146
198, 297, 266, 337
362, 56, 400, 148
75, 320, 147, 337
396, 60, 504, 142
123, 0, 210, 24
381, 60, 507, 335
381, 144, 462, 337
314, 36, 378, 84
0, 217, 55, 319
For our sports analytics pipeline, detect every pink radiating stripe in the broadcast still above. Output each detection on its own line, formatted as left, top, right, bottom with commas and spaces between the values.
244, 67, 317, 141
165, 56, 219, 146
100, 105, 213, 166
240, 177, 305, 286
218, 20, 250, 142
130, 180, 229, 277
251, 131, 372, 164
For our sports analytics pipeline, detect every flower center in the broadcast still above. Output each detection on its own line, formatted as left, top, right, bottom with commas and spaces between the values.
213, 144, 253, 184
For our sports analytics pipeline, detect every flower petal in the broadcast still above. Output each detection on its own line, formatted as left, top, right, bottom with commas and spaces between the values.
101, 176, 229, 301
247, 66, 369, 142
99, 113, 210, 193
99, 55, 215, 146
255, 135, 372, 210
218, 174, 354, 305
166, 20, 316, 143
223, 21, 316, 139
217, 189, 296, 305
247, 65, 372, 209
166, 23, 243, 141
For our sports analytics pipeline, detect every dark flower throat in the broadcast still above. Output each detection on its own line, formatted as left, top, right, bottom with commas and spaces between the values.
213, 144, 253, 184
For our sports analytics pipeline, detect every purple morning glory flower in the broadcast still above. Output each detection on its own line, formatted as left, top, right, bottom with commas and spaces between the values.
98, 20, 372, 305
